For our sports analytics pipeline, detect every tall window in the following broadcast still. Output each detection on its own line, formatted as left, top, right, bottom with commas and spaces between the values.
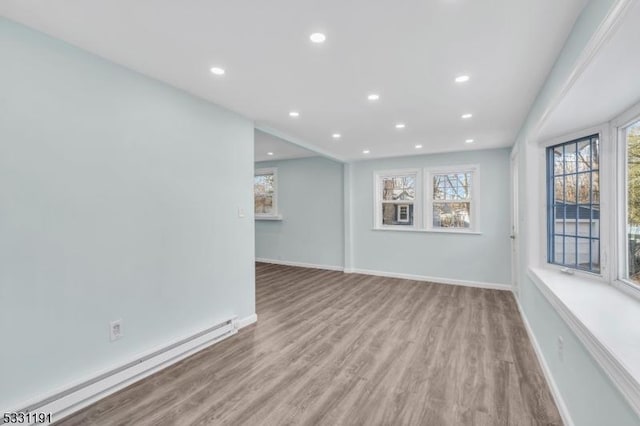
254, 168, 278, 218
374, 170, 419, 228
547, 135, 600, 273
624, 119, 640, 285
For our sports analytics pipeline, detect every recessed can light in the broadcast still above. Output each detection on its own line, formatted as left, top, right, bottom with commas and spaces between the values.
267, 152, 274, 156
415, 144, 423, 149
332, 133, 342, 139
461, 113, 473, 119
289, 111, 300, 118
367, 93, 380, 101
210, 67, 225, 76
465, 139, 474, 144
310, 33, 326, 43
363, 149, 370, 154
455, 75, 470, 83
395, 123, 406, 129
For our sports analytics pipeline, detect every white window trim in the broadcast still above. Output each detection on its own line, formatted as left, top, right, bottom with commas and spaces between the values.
613, 100, 640, 297
538, 124, 612, 282
254, 167, 282, 220
425, 165, 480, 233
373, 169, 422, 230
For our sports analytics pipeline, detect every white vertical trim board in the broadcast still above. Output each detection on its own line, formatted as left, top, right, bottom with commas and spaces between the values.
255, 257, 344, 271
515, 299, 574, 426
8, 317, 244, 425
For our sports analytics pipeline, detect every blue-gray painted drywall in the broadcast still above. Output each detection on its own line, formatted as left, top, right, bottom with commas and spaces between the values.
0, 18, 255, 411
255, 157, 344, 268
350, 148, 511, 285
513, 0, 640, 423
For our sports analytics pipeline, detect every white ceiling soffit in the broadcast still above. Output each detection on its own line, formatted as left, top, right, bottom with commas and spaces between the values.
255, 129, 317, 162
1, 0, 587, 160
539, 0, 640, 141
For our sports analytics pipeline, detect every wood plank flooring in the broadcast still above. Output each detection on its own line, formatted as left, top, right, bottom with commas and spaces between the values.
56, 263, 562, 426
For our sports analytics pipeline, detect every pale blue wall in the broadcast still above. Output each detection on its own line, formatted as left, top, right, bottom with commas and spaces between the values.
255, 157, 344, 268
513, 0, 640, 424
0, 19, 255, 411
350, 148, 511, 285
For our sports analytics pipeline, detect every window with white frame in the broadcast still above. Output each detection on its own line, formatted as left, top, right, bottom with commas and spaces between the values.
622, 118, 640, 286
254, 168, 278, 218
546, 135, 601, 273
374, 170, 420, 228
373, 166, 479, 232
426, 167, 477, 231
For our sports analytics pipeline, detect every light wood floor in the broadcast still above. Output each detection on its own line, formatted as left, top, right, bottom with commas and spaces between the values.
57, 263, 562, 426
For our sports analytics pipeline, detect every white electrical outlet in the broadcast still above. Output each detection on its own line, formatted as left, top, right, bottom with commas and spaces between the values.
110, 319, 123, 342
238, 207, 246, 218
557, 336, 564, 362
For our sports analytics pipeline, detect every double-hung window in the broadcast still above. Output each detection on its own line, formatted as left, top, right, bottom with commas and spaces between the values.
426, 167, 477, 231
254, 168, 279, 218
373, 166, 479, 233
374, 170, 420, 229
546, 135, 601, 273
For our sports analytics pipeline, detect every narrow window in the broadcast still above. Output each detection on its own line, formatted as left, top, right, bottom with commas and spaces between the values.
624, 119, 640, 285
374, 171, 419, 228
427, 168, 476, 231
546, 135, 600, 272
254, 168, 278, 217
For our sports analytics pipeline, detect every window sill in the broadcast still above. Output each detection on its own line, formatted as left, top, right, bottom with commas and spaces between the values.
255, 215, 283, 221
527, 266, 640, 415
372, 227, 482, 235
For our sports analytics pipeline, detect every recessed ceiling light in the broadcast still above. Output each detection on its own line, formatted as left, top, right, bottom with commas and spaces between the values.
363, 149, 370, 154
455, 75, 470, 83
395, 123, 406, 129
461, 113, 473, 119
289, 111, 300, 118
415, 144, 423, 149
310, 33, 326, 43
465, 139, 474, 144
210, 67, 225, 76
332, 133, 342, 139
367, 93, 380, 101
267, 152, 274, 156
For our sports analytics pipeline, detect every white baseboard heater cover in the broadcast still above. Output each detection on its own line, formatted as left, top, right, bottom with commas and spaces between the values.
10, 317, 237, 425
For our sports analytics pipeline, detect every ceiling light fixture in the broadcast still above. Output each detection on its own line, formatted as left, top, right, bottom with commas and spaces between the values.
310, 33, 326, 43
332, 133, 342, 139
395, 123, 406, 129
461, 113, 473, 119
455, 75, 470, 83
210, 67, 225, 76
367, 93, 380, 101
415, 144, 423, 149
289, 111, 300, 118
363, 149, 370, 154
267, 152, 274, 156
465, 139, 474, 144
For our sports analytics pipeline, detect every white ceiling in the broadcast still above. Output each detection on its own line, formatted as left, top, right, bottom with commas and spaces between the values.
255, 129, 317, 162
539, 1, 640, 141
1, 0, 587, 160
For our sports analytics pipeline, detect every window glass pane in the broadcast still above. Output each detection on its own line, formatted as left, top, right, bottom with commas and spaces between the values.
626, 120, 640, 284
382, 176, 415, 201
254, 173, 274, 214
547, 135, 599, 273
432, 172, 471, 201
432, 202, 470, 228
577, 139, 592, 172
382, 203, 414, 226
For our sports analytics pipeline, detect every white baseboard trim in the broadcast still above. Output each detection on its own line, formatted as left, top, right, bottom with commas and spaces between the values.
12, 317, 239, 425
235, 313, 258, 329
256, 257, 344, 272
344, 268, 511, 291
515, 298, 574, 426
